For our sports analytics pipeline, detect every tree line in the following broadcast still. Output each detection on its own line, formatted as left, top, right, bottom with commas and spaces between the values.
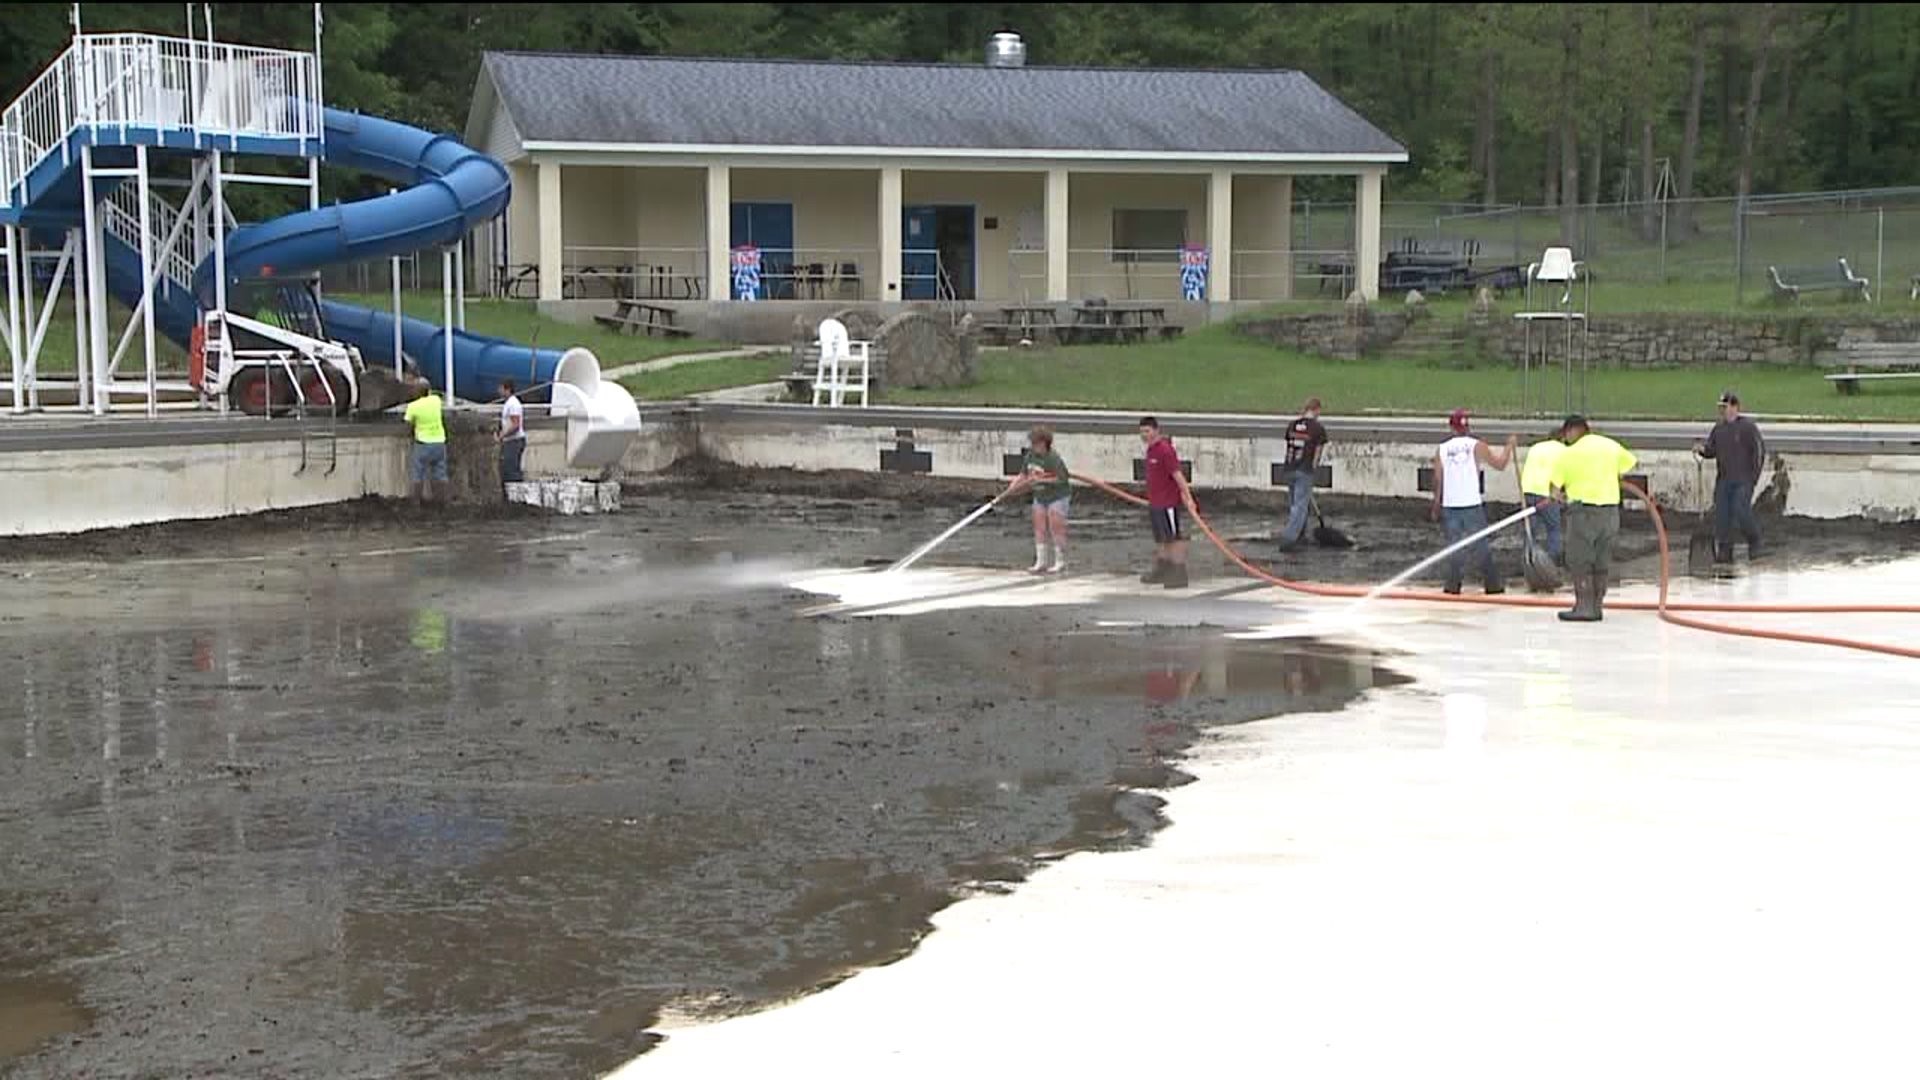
3, 2, 1912, 217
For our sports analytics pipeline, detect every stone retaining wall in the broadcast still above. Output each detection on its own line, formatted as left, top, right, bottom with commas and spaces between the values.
1234, 306, 1920, 367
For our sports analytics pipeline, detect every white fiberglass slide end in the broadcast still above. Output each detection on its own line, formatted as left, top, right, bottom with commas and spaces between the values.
550, 347, 641, 470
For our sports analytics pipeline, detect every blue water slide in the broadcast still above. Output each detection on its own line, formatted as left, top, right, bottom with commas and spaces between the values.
188, 108, 568, 403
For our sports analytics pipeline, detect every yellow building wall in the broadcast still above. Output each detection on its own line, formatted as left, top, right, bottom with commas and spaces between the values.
1232, 174, 1294, 301
1066, 173, 1209, 302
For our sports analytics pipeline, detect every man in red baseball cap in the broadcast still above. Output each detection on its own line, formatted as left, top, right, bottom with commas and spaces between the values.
1431, 408, 1517, 594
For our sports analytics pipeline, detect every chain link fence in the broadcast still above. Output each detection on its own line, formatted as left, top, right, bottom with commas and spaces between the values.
1292, 186, 1920, 308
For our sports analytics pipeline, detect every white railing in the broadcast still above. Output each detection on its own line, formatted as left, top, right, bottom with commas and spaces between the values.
103, 187, 197, 288
1, 33, 321, 209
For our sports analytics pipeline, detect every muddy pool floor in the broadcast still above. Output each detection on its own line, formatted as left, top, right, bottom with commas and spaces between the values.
1, 472, 1913, 1077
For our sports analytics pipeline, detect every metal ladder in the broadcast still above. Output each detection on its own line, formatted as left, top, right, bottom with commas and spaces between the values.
293, 358, 339, 477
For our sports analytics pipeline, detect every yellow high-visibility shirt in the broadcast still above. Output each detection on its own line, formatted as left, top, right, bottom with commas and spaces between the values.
404, 393, 446, 445
1520, 439, 1567, 496
1551, 432, 1636, 505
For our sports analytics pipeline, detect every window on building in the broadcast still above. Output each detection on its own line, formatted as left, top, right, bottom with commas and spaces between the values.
1111, 209, 1187, 263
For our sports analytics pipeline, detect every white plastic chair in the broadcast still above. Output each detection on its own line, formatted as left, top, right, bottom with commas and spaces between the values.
810, 317, 872, 407
1527, 246, 1582, 306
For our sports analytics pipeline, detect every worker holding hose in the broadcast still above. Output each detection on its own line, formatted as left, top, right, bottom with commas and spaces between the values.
1551, 415, 1638, 623
1139, 416, 1196, 590
1431, 409, 1516, 595
1007, 424, 1071, 574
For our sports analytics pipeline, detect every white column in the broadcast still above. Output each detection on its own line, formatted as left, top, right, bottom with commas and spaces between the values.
136, 145, 157, 418
1207, 168, 1233, 303
80, 145, 109, 415
704, 163, 730, 300
1355, 169, 1383, 300
1275, 175, 1294, 301
879, 166, 903, 301
537, 160, 563, 302
441, 247, 455, 398
71, 230, 88, 412
1044, 168, 1069, 302
5, 226, 22, 413
211, 151, 228, 411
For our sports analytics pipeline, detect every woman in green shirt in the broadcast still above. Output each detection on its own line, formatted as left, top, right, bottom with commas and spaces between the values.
1009, 425, 1071, 574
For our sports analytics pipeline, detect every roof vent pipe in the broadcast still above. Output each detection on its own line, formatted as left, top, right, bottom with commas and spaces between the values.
986, 32, 1026, 68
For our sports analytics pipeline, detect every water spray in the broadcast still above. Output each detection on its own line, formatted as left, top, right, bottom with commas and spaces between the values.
1350, 504, 1538, 609
887, 490, 1012, 573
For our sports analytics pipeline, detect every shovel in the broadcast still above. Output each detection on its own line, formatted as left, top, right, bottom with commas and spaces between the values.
1521, 510, 1562, 592
1310, 497, 1354, 549
1687, 459, 1717, 577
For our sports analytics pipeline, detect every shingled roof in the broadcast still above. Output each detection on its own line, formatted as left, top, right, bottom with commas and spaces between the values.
476, 52, 1407, 161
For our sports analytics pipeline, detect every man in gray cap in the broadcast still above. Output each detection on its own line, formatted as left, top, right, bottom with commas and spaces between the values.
1693, 390, 1766, 563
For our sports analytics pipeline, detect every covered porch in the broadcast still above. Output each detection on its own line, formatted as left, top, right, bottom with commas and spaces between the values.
482, 158, 1387, 309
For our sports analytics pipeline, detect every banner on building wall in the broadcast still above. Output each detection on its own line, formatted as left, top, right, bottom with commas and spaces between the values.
1179, 245, 1210, 301
730, 245, 762, 301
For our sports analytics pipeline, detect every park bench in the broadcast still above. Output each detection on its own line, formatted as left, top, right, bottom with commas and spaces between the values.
1769, 258, 1871, 304
1820, 340, 1920, 394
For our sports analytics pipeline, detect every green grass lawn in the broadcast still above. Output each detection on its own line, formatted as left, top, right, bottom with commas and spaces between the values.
616, 354, 788, 400
887, 324, 1920, 422
16, 292, 724, 375
335, 292, 728, 367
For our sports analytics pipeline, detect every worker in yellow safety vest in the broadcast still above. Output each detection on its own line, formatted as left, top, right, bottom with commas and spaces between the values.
1548, 415, 1637, 623
1519, 420, 1569, 564
403, 377, 448, 505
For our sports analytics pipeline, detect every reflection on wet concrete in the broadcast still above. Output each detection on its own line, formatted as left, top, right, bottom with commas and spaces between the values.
0, 499, 1401, 1077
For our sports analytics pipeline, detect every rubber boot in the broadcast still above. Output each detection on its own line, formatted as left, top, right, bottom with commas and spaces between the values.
1590, 572, 1607, 622
1047, 545, 1067, 574
1029, 542, 1049, 574
1140, 559, 1168, 585
1162, 562, 1190, 590
1558, 577, 1599, 622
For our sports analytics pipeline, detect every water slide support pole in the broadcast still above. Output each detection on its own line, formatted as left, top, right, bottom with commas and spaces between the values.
137, 144, 157, 417
389, 187, 401, 377
80, 145, 108, 415
211, 148, 228, 413
441, 246, 454, 399
4, 227, 21, 413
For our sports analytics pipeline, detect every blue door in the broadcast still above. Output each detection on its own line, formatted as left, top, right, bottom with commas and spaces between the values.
902, 206, 940, 299
730, 202, 794, 298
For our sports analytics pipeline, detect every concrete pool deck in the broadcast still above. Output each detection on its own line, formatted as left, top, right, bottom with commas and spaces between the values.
621, 556, 1920, 1078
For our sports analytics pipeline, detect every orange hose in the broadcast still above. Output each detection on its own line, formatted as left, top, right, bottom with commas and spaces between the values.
1070, 472, 1920, 660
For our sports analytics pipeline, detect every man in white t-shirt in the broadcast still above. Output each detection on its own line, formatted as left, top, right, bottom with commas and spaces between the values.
497, 378, 526, 484
1430, 408, 1516, 595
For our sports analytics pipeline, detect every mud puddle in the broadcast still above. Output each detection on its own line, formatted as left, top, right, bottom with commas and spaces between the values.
1, 493, 1400, 1079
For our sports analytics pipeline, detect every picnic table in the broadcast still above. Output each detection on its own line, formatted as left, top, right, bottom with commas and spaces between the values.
1821, 340, 1920, 394
1315, 239, 1484, 297
1059, 304, 1181, 345
983, 304, 1063, 345
593, 299, 693, 338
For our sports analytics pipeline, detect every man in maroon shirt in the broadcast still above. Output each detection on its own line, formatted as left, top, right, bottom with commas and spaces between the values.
1139, 416, 1196, 589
